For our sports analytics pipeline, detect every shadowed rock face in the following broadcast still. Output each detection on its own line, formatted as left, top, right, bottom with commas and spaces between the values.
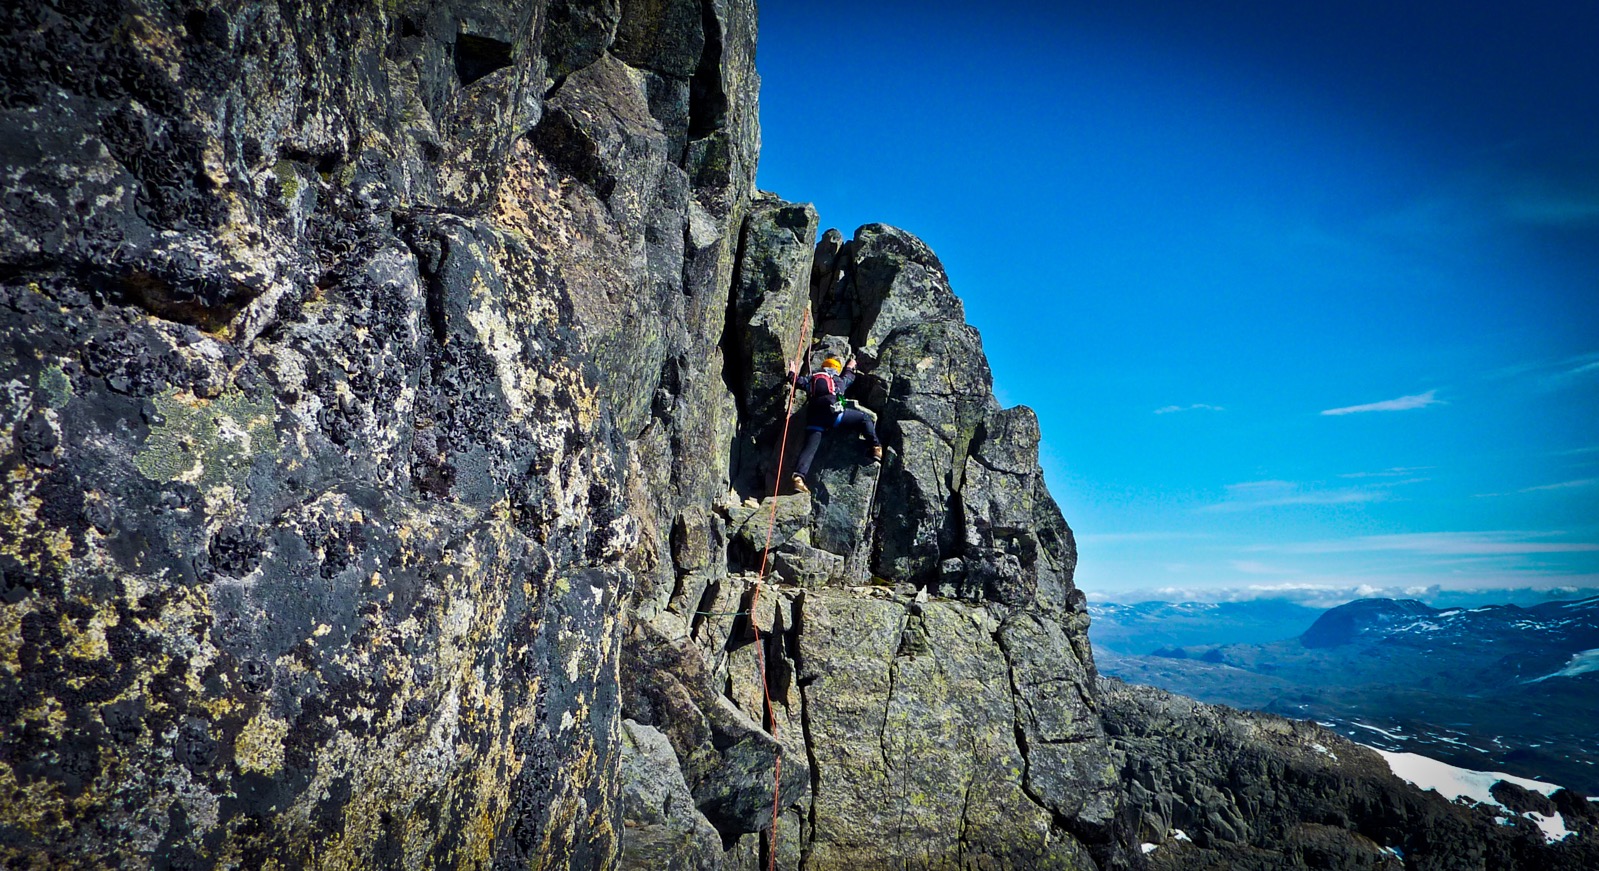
2, 3, 1595, 871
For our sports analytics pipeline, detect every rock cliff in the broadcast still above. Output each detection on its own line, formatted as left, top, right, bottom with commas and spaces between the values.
0, 2, 1594, 870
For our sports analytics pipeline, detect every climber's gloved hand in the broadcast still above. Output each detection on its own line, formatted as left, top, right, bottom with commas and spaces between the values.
844, 356, 857, 372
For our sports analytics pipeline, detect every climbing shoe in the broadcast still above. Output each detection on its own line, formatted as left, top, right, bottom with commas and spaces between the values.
871, 446, 883, 462
791, 474, 809, 494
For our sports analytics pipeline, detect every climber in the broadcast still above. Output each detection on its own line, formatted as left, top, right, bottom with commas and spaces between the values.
786, 355, 881, 493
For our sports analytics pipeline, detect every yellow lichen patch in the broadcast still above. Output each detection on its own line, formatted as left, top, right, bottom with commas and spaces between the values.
235, 710, 290, 775
0, 465, 73, 579
274, 159, 302, 203
120, 14, 184, 82
20, 695, 69, 734
278, 650, 310, 676
62, 604, 117, 669
38, 364, 72, 408
0, 600, 30, 677
132, 387, 277, 493
0, 763, 69, 841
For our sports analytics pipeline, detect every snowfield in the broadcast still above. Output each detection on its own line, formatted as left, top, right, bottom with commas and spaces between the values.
1528, 648, 1599, 683
1377, 750, 1575, 841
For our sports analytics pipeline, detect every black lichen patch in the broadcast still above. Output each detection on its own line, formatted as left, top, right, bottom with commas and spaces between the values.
100, 697, 147, 746
173, 717, 219, 774
10, 711, 104, 798
207, 525, 264, 578
0, 554, 36, 604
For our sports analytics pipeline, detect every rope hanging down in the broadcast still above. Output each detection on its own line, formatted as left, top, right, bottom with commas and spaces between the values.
749, 306, 810, 871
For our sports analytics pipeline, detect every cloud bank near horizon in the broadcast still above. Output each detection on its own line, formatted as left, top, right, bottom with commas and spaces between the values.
1086, 582, 1599, 610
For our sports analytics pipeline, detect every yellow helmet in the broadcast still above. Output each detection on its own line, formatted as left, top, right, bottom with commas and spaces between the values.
822, 357, 843, 373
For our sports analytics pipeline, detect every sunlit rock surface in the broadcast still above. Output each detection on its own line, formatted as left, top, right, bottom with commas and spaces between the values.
2, 2, 1596, 870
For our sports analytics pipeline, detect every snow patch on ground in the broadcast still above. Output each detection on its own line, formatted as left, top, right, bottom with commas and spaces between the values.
1145, 828, 1193, 853
1312, 742, 1338, 760
1352, 721, 1405, 740
1379, 749, 1557, 804
1527, 648, 1599, 683
1378, 749, 1574, 842
1528, 812, 1571, 842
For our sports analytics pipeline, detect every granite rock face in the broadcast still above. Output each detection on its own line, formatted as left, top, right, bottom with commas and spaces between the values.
2, 3, 1594, 871
0, 0, 758, 866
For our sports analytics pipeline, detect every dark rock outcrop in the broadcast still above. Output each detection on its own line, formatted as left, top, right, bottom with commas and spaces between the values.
1102, 679, 1599, 870
1, 3, 1593, 870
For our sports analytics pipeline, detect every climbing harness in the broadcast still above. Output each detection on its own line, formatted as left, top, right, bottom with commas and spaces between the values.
842, 397, 876, 422
750, 307, 811, 871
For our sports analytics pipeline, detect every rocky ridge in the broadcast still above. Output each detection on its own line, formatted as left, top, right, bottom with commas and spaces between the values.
0, 2, 1594, 869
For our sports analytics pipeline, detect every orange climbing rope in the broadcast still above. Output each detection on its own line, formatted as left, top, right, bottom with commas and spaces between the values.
750, 306, 811, 871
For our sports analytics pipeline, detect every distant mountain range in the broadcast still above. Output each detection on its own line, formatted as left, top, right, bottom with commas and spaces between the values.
1089, 598, 1326, 652
1092, 595, 1599, 793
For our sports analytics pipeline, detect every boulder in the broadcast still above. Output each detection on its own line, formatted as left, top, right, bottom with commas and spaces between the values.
794, 590, 1099, 869
845, 224, 967, 357
872, 321, 997, 586
542, 0, 623, 82
726, 196, 820, 498
620, 719, 725, 871
771, 542, 845, 588
623, 623, 809, 838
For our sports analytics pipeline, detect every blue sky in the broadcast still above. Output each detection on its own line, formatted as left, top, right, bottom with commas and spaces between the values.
752, 1, 1599, 603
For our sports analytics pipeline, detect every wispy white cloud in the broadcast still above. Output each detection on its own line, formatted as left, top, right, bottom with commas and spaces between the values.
1230, 559, 1293, 576
1518, 478, 1598, 493
1340, 466, 1434, 479
1154, 403, 1225, 415
1363, 156, 1599, 240
1502, 184, 1599, 227
1088, 582, 1599, 609
1565, 359, 1599, 378
1077, 532, 1213, 545
1203, 479, 1389, 512
1474, 478, 1599, 498
1493, 351, 1599, 391
1228, 480, 1292, 492
1250, 531, 1599, 557
1321, 390, 1443, 416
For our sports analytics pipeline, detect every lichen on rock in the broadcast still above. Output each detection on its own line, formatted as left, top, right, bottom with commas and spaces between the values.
2, 2, 1595, 870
